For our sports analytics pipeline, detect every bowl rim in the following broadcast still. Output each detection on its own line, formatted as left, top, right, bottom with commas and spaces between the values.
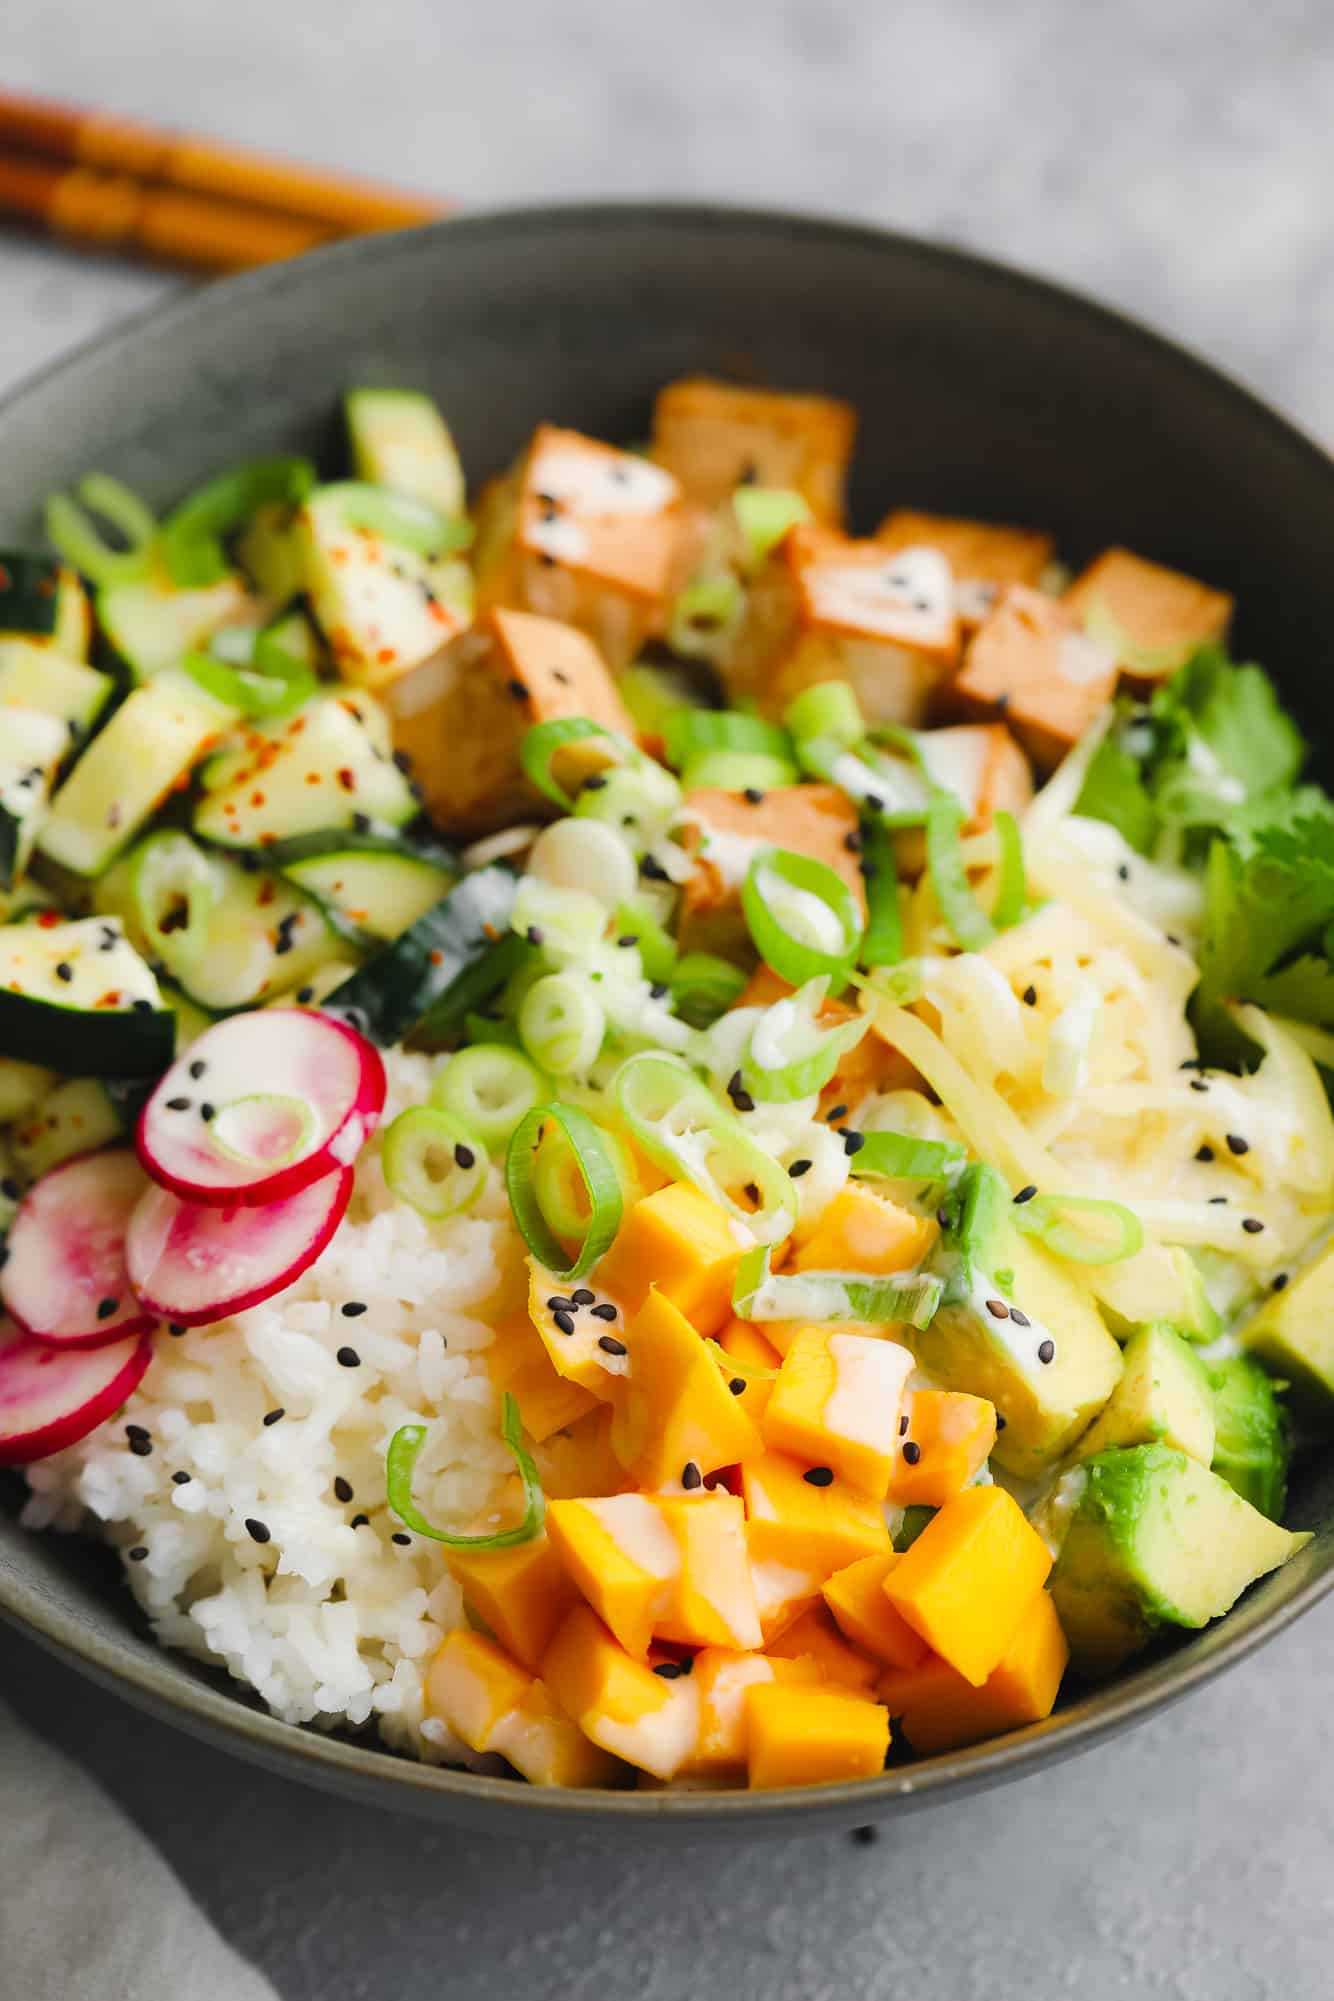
3, 197, 1333, 1826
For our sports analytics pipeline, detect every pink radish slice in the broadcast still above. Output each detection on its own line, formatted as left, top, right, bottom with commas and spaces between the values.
0, 1149, 156, 1349
0, 1318, 154, 1464
125, 1165, 354, 1325
135, 1008, 385, 1208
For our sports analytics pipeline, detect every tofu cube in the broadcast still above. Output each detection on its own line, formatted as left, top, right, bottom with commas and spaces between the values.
889, 721, 1035, 878
474, 424, 683, 670
728, 525, 960, 723
675, 781, 865, 959
952, 585, 1119, 770
1063, 546, 1233, 682
386, 605, 635, 838
650, 376, 855, 525
877, 508, 1054, 631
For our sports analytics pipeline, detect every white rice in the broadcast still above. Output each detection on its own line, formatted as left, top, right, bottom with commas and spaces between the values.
22, 1050, 522, 1763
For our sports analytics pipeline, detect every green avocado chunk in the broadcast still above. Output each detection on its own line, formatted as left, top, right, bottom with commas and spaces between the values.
1047, 1443, 1308, 1677
1071, 1323, 1215, 1468
1207, 1354, 1289, 1522
1242, 1240, 1334, 1410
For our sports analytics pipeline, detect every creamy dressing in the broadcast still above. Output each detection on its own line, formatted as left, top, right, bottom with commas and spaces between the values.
1062, 815, 1204, 936
591, 1493, 681, 1580
595, 1675, 700, 1781
824, 1335, 915, 1455
803, 545, 954, 646
528, 445, 678, 519
524, 512, 591, 564
830, 749, 928, 817
1057, 629, 1118, 687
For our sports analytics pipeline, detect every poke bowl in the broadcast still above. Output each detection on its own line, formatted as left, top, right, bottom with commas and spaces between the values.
1, 203, 1333, 1836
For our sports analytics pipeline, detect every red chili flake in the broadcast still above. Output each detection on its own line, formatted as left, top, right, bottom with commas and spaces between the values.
257, 880, 277, 907
304, 771, 322, 785
250, 791, 266, 809
258, 832, 277, 846
482, 923, 499, 941
286, 716, 308, 736
331, 547, 349, 567
37, 909, 61, 929
376, 646, 397, 666
336, 768, 357, 793
429, 949, 443, 966
427, 601, 451, 626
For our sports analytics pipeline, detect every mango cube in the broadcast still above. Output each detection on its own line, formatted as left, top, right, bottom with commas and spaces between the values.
822, 1552, 929, 1669
765, 1604, 879, 1693
792, 1184, 937, 1276
498, 1676, 628, 1788
527, 1259, 630, 1402
684, 1648, 823, 1775
761, 1326, 914, 1498
745, 1681, 890, 1789
593, 1182, 746, 1336
888, 1390, 997, 1508
715, 1317, 781, 1423
878, 1589, 1069, 1754
742, 1451, 891, 1579
485, 1308, 598, 1443
446, 1533, 579, 1673
611, 1287, 764, 1489
883, 1484, 1052, 1687
546, 1494, 680, 1658
542, 1605, 701, 1780
426, 1629, 532, 1754
656, 1492, 762, 1650
535, 1407, 627, 1501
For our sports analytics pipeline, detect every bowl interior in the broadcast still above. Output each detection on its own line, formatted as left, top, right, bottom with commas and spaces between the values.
3, 204, 1334, 1832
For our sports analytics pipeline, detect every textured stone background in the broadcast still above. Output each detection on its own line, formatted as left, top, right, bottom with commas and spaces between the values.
2, 2, 1333, 1995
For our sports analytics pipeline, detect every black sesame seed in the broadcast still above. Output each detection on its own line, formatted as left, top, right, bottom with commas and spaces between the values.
132, 998, 154, 1014
167, 1322, 187, 1336
296, 986, 315, 1004
995, 1411, 1008, 1433
351, 1513, 370, 1528
899, 1414, 910, 1437
129, 1434, 152, 1457
553, 1309, 576, 1336
453, 1142, 476, 1170
507, 678, 529, 701
1242, 1217, 1265, 1234
597, 1334, 628, 1356
844, 830, 864, 855
1209, 1195, 1228, 1205
649, 981, 669, 1001
128, 1545, 148, 1562
572, 1288, 595, 1306
616, 933, 638, 948
1189, 1078, 1209, 1094
392, 748, 413, 773
1117, 863, 1131, 882
1013, 1185, 1037, 1205
547, 1295, 575, 1313
1268, 1271, 1289, 1295
641, 855, 669, 882
591, 1302, 618, 1321
851, 1824, 879, 1846
654, 1661, 685, 1679
352, 811, 372, 834
1037, 1339, 1056, 1365
334, 1476, 354, 1503
864, 793, 885, 814
172, 1470, 191, 1485
336, 1347, 361, 1368
54, 961, 73, 983
125, 1423, 150, 1441
165, 1096, 192, 1111
985, 1298, 1009, 1319
1226, 1134, 1250, 1156
245, 1519, 271, 1544
199, 1103, 216, 1122
826, 1104, 848, 1124
729, 1377, 746, 1395
0, 1176, 18, 1201
582, 774, 608, 793
525, 925, 544, 947
188, 1059, 207, 1079
803, 1466, 835, 1487
95, 1295, 120, 1321
681, 1461, 703, 1490
392, 1532, 411, 1546
902, 1441, 922, 1465
262, 1408, 285, 1426
341, 1301, 368, 1317
273, 934, 294, 957
1196, 1145, 1215, 1162
788, 1159, 813, 1178
1010, 1308, 1031, 1328
842, 1130, 865, 1157
1022, 985, 1037, 1007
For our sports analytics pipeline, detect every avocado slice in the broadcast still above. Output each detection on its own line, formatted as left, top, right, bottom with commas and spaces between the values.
918, 1164, 1122, 1477
1047, 1443, 1308, 1677
1089, 1242, 1222, 1343
1070, 1323, 1215, 1468
1242, 1240, 1334, 1410
1207, 1355, 1289, 1522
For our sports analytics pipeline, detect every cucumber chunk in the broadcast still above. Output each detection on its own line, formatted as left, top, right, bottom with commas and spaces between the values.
0, 709, 69, 887
0, 638, 112, 735
0, 554, 90, 656
98, 572, 260, 682
345, 389, 466, 516
299, 484, 472, 690
192, 691, 416, 848
0, 915, 173, 1076
277, 840, 454, 943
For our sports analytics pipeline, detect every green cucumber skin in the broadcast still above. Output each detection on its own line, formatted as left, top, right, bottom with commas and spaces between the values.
0, 988, 174, 1078
322, 864, 520, 1046
0, 553, 62, 637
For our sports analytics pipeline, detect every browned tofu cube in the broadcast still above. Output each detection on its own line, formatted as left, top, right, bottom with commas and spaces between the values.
650, 378, 855, 525
952, 586, 1118, 771
728, 524, 960, 724
876, 509, 1054, 633
385, 607, 635, 838
1062, 546, 1232, 682
473, 425, 683, 671
675, 782, 865, 956
893, 723, 1035, 877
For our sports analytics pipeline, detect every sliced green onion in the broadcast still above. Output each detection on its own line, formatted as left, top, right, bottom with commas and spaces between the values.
669, 952, 748, 1029
662, 709, 791, 770
783, 681, 865, 750
387, 1392, 544, 1549
131, 832, 216, 970
618, 661, 702, 743
183, 648, 316, 718
1012, 1193, 1144, 1265
703, 1338, 779, 1382
990, 811, 1026, 931
732, 486, 810, 569
382, 1105, 488, 1219
531, 1121, 639, 1238
742, 846, 863, 986
45, 476, 157, 586
505, 1103, 623, 1280
527, 817, 638, 913
613, 900, 679, 983
614, 1051, 796, 1245
860, 816, 902, 969
510, 877, 607, 963
210, 1094, 318, 1170
733, 1244, 943, 1327
431, 1044, 542, 1150
925, 790, 994, 952
162, 457, 315, 587
463, 1010, 523, 1048
335, 481, 473, 557
668, 576, 745, 658
851, 1130, 968, 1180
574, 758, 681, 853
679, 749, 799, 793
520, 717, 631, 812
518, 973, 605, 1076
745, 977, 868, 1103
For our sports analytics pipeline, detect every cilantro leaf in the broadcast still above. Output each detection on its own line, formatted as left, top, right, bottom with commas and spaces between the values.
1193, 814, 1334, 1064
1073, 725, 1158, 853
1149, 645, 1304, 832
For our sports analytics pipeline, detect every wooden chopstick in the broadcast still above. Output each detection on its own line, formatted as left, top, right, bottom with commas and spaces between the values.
0, 87, 447, 274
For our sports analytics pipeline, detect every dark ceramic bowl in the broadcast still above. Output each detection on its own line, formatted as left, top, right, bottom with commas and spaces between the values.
2, 205, 1333, 1836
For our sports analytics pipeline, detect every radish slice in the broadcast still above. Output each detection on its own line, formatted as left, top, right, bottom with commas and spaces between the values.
0, 1318, 154, 1464
125, 1166, 354, 1325
0, 1149, 156, 1349
135, 1008, 385, 1207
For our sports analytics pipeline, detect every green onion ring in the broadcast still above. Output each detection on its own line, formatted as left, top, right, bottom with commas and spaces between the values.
386, 1392, 545, 1549
851, 1130, 968, 1181
859, 816, 903, 968
614, 1051, 796, 1245
741, 845, 863, 986
505, 1103, 624, 1280
925, 790, 994, 952
1012, 1193, 1144, 1265
162, 457, 316, 587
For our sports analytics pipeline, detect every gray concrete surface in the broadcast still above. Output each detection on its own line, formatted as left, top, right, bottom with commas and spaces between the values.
2, 0, 1333, 1994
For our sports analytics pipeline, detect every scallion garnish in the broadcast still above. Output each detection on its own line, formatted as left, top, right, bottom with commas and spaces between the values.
520, 716, 637, 812
732, 1244, 943, 1327
850, 1130, 968, 1180
662, 709, 792, 772
44, 475, 157, 587
783, 680, 865, 751
990, 810, 1027, 931
859, 816, 903, 968
744, 976, 868, 1103
669, 952, 749, 1028
386, 1392, 544, 1549
703, 1338, 779, 1382
741, 846, 863, 986
183, 644, 316, 719
161, 457, 315, 587
334, 481, 473, 557
382, 1105, 488, 1219
505, 1103, 623, 1280
925, 789, 995, 952
518, 972, 606, 1076
431, 1044, 542, 1150
732, 486, 811, 569
1012, 1192, 1144, 1264
614, 1051, 796, 1245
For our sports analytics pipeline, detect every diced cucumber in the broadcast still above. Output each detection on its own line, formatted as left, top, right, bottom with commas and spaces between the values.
235, 501, 307, 606
260, 607, 325, 672
0, 710, 69, 887
345, 389, 466, 517
0, 554, 91, 656
0, 1056, 57, 1123
10, 1075, 123, 1180
0, 1139, 19, 1232
275, 838, 454, 944
0, 915, 173, 1076
299, 485, 473, 690
39, 672, 238, 876
192, 691, 416, 848
0, 638, 112, 735
98, 572, 260, 682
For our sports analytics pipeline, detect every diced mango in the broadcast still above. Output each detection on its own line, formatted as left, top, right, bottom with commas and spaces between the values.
745, 1681, 890, 1789
878, 1589, 1069, 1754
748, 1537, 825, 1644
485, 1308, 598, 1443
761, 1325, 914, 1497
684, 1647, 823, 1775
526, 1259, 630, 1402
888, 1390, 997, 1507
822, 1552, 929, 1669
742, 1451, 891, 1579
446, 1533, 579, 1674
611, 1287, 764, 1489
765, 1604, 880, 1692
535, 1406, 627, 1501
1062, 546, 1232, 683
426, 1629, 534, 1754
883, 1485, 1052, 1687
542, 1605, 701, 1781
656, 1491, 762, 1650
546, 1494, 680, 1658
593, 1182, 745, 1336
498, 1676, 628, 1788
792, 1184, 937, 1277
715, 1316, 781, 1423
